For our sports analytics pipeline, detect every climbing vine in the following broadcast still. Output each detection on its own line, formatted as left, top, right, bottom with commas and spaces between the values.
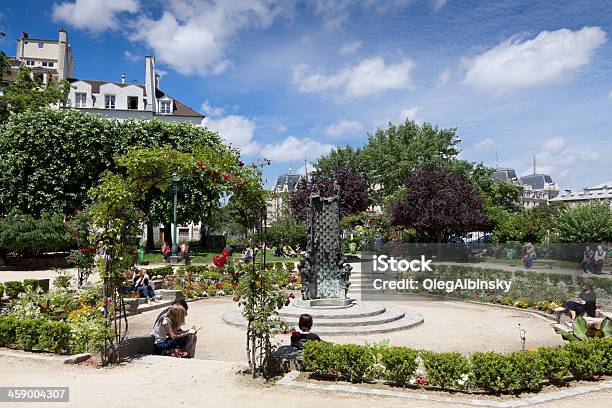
88, 145, 265, 364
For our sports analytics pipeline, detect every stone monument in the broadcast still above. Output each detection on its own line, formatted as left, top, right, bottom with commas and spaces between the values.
297, 184, 352, 305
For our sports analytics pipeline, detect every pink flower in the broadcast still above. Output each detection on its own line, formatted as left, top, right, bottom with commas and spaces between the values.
223, 173, 231, 182
416, 375, 426, 385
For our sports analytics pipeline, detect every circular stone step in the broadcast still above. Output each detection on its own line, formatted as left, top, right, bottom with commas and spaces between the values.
222, 301, 424, 335
278, 301, 386, 319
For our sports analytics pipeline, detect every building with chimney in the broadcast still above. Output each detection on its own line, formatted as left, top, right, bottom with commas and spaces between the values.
266, 169, 303, 225
549, 181, 612, 208
7, 29, 203, 124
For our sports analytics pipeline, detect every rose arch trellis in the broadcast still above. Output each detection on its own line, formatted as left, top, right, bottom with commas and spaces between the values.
88, 145, 265, 364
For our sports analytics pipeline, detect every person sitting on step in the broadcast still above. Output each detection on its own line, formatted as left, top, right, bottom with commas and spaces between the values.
290, 314, 321, 349
563, 278, 597, 321
152, 303, 198, 358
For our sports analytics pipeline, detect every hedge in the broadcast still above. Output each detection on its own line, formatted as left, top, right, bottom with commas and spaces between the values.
148, 265, 174, 278
0, 316, 72, 354
302, 338, 612, 394
0, 279, 46, 299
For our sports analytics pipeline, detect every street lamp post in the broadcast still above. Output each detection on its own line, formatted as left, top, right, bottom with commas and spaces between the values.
171, 172, 181, 256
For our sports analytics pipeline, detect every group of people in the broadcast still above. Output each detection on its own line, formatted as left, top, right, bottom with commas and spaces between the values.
582, 245, 608, 274
161, 241, 192, 264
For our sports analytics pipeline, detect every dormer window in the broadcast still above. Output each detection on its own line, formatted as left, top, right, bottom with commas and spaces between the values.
160, 100, 172, 114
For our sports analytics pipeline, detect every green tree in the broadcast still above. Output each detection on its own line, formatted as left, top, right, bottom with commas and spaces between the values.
553, 203, 612, 243
362, 120, 461, 199
0, 109, 223, 217
0, 67, 71, 124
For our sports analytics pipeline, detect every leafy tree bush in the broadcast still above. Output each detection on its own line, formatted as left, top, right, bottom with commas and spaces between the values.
333, 344, 375, 382
291, 168, 369, 222
0, 213, 75, 256
565, 340, 606, 379
0, 108, 223, 218
537, 346, 571, 384
553, 203, 612, 243
381, 346, 418, 385
421, 351, 470, 389
265, 218, 308, 248
3, 281, 24, 299
492, 209, 548, 243
390, 166, 486, 242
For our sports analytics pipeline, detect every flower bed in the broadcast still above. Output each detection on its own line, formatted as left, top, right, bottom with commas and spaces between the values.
403, 265, 612, 311
302, 338, 612, 394
0, 286, 107, 355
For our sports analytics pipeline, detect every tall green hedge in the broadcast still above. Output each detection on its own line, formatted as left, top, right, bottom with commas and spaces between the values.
302, 338, 612, 394
0, 213, 75, 256
0, 108, 220, 217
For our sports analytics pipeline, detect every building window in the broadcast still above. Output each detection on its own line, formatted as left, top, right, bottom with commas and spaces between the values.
42, 61, 54, 67
127, 96, 138, 110
38, 42, 44, 48
75, 92, 87, 108
105, 95, 116, 109
160, 100, 172, 114
25, 60, 35, 66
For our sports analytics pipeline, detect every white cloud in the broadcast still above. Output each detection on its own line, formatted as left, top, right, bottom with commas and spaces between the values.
339, 40, 362, 54
398, 107, 421, 123
133, 0, 290, 76
433, 0, 447, 11
274, 124, 288, 133
323, 119, 363, 137
200, 100, 225, 118
262, 136, 334, 162
542, 136, 566, 152
52, 0, 139, 32
608, 90, 612, 99
312, 0, 411, 30
202, 115, 260, 155
293, 57, 415, 98
474, 137, 496, 151
123, 50, 140, 62
463, 26, 607, 93
438, 68, 450, 87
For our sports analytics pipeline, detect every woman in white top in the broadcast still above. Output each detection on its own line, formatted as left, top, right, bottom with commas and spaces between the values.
152, 304, 198, 358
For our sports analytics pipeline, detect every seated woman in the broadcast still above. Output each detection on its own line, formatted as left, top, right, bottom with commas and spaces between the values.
161, 242, 171, 262
283, 245, 297, 258
274, 243, 285, 257
290, 314, 322, 349
133, 268, 157, 303
242, 244, 253, 263
152, 304, 198, 358
564, 278, 597, 320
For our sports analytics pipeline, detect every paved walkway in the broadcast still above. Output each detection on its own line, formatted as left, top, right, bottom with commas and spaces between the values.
0, 355, 609, 408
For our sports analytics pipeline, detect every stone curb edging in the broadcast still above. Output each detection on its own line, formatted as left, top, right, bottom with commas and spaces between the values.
277, 371, 612, 407
0, 349, 92, 365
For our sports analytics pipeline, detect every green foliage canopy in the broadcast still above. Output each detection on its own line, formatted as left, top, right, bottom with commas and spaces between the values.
553, 202, 612, 243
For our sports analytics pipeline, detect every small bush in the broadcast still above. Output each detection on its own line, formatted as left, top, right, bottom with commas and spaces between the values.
53, 275, 71, 289
38, 321, 71, 354
149, 265, 173, 277
422, 351, 469, 389
302, 340, 337, 375
23, 279, 42, 291
470, 352, 508, 393
4, 281, 24, 299
338, 344, 375, 382
0, 282, 4, 297
566, 340, 606, 379
15, 318, 43, 351
381, 347, 418, 385
538, 346, 571, 384
0, 316, 18, 347
500, 351, 544, 392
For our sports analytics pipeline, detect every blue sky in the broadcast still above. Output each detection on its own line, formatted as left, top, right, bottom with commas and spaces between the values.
1, 0, 611, 190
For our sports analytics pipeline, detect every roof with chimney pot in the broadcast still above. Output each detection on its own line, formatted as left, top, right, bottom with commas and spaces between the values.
67, 78, 203, 118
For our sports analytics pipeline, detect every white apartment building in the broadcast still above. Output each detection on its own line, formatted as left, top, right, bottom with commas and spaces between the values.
9, 29, 203, 124
549, 181, 612, 208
